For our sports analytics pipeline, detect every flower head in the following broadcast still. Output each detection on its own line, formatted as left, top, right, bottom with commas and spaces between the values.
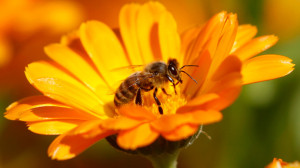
266, 158, 300, 168
4, 2, 294, 160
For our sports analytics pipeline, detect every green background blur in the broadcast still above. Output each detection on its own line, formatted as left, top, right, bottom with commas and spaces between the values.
0, 0, 299, 168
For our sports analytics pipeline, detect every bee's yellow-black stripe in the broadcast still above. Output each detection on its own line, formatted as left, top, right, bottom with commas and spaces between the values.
114, 78, 139, 107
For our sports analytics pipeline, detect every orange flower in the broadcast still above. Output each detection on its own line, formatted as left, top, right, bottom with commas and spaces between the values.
266, 158, 300, 168
4, 2, 294, 160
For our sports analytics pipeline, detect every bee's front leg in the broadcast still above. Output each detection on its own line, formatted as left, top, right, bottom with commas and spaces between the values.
153, 87, 163, 114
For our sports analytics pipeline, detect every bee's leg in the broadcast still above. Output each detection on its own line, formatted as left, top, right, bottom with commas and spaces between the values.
153, 87, 163, 114
172, 83, 177, 95
135, 88, 142, 105
162, 88, 171, 96
166, 75, 177, 95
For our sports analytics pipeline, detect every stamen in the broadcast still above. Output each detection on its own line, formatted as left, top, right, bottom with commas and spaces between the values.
142, 86, 187, 115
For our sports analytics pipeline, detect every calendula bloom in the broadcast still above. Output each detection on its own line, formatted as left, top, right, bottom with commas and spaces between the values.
266, 158, 300, 168
4, 1, 294, 160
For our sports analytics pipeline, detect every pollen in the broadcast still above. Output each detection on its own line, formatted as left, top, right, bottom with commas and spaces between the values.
142, 86, 187, 116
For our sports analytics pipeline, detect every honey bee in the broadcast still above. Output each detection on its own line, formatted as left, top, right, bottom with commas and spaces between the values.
114, 58, 198, 114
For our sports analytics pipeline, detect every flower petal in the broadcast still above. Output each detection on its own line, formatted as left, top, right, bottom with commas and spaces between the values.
118, 105, 157, 121
162, 124, 199, 141
158, 11, 180, 62
5, 96, 65, 120
232, 35, 278, 61
119, 3, 144, 65
180, 25, 202, 65
45, 44, 113, 104
79, 21, 130, 89
101, 117, 143, 131
177, 93, 219, 112
231, 24, 257, 53
182, 13, 238, 98
18, 106, 96, 122
117, 123, 159, 150
25, 61, 113, 118
120, 2, 174, 64
151, 110, 222, 133
204, 72, 242, 110
27, 120, 83, 135
182, 50, 212, 98
242, 55, 295, 84
136, 2, 167, 63
183, 11, 227, 65
197, 14, 238, 96
48, 127, 114, 160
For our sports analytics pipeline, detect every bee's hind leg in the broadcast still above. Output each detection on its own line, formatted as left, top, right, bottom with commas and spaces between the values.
135, 88, 142, 105
153, 88, 163, 114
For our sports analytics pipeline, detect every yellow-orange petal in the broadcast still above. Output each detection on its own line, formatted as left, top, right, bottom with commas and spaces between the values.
211, 55, 242, 82
25, 61, 112, 118
79, 21, 130, 89
231, 24, 257, 53
117, 123, 159, 150
183, 11, 227, 65
151, 110, 222, 133
232, 35, 278, 61
118, 105, 156, 121
266, 158, 300, 168
101, 117, 143, 130
18, 106, 96, 122
182, 50, 212, 98
162, 124, 199, 141
119, 3, 144, 65
5, 96, 65, 120
242, 55, 295, 84
195, 56, 242, 101
184, 13, 238, 97
48, 128, 114, 160
204, 72, 242, 110
45, 44, 113, 104
180, 93, 219, 109
27, 120, 83, 135
136, 2, 167, 63
180, 25, 202, 65
158, 11, 180, 62
208, 13, 238, 75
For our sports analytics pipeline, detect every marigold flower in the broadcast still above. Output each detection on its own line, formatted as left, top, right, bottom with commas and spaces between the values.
4, 1, 294, 160
266, 158, 300, 168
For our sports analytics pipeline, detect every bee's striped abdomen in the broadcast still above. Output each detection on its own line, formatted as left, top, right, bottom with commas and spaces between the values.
114, 75, 139, 107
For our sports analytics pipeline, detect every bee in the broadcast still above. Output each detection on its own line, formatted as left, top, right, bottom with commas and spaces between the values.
114, 58, 198, 114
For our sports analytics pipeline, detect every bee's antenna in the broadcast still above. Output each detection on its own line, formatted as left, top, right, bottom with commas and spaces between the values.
180, 70, 198, 84
180, 65, 199, 70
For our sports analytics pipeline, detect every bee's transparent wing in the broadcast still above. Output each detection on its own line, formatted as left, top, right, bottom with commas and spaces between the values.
110, 65, 144, 73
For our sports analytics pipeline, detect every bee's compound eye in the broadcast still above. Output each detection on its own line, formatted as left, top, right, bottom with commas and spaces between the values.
169, 65, 178, 76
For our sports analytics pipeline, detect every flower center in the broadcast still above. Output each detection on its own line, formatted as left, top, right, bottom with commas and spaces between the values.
142, 85, 187, 115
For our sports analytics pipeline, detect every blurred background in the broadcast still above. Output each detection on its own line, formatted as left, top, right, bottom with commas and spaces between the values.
0, 0, 299, 167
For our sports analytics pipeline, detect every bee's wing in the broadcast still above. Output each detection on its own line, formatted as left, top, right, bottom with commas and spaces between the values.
125, 72, 155, 89
110, 65, 144, 73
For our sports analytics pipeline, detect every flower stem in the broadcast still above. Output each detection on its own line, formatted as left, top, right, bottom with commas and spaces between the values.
145, 149, 180, 168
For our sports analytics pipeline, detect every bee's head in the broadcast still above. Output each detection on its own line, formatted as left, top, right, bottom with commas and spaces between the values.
167, 58, 198, 85
167, 59, 182, 83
